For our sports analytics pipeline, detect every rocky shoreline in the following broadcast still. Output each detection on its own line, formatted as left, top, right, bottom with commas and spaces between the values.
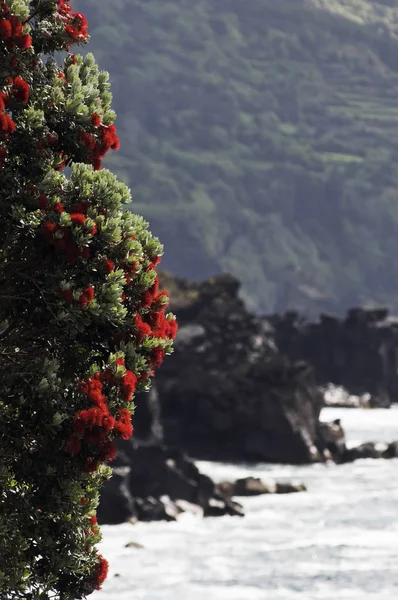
99, 273, 398, 525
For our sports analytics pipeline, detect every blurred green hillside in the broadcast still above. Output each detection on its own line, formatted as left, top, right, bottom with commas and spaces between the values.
77, 0, 398, 314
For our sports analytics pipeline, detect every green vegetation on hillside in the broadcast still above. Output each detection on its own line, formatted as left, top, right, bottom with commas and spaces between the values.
78, 0, 398, 314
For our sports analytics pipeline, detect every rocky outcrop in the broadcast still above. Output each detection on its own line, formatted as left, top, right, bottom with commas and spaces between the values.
270, 308, 398, 406
99, 274, 398, 524
98, 440, 244, 525
98, 375, 246, 525
155, 272, 330, 464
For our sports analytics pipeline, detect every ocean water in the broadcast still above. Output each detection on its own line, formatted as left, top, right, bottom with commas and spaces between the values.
94, 407, 398, 600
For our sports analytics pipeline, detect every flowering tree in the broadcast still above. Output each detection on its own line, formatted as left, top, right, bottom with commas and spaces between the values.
0, 1, 177, 598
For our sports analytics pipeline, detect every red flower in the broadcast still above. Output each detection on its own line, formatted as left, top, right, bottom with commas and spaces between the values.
104, 258, 114, 273
53, 202, 64, 214
150, 347, 166, 368
70, 213, 86, 226
121, 370, 137, 402
87, 388, 104, 406
61, 289, 74, 304
64, 436, 81, 456
42, 221, 57, 238
83, 286, 95, 302
101, 414, 115, 436
115, 357, 125, 366
134, 314, 151, 341
91, 113, 101, 127
0, 112, 16, 137
98, 439, 117, 462
0, 19, 12, 39
58, 0, 72, 16
9, 15, 23, 36
114, 409, 133, 440
92, 156, 102, 171
167, 318, 178, 340
0, 92, 8, 111
10, 77, 30, 104
95, 555, 109, 589
141, 290, 153, 309
80, 131, 96, 150
15, 34, 32, 49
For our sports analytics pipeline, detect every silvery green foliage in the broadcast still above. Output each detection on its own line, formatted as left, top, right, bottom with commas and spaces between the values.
0, 1, 176, 598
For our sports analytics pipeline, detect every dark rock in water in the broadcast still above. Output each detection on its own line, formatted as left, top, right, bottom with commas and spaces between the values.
275, 481, 307, 494
217, 476, 306, 497
204, 497, 245, 518
98, 438, 244, 524
383, 441, 398, 459
157, 272, 326, 464
99, 369, 244, 525
269, 308, 398, 406
125, 541, 144, 549
342, 442, 386, 463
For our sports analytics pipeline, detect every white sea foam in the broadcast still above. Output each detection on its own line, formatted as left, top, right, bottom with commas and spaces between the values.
94, 408, 398, 600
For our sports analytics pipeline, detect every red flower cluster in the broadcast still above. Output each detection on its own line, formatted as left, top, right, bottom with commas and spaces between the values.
79, 286, 95, 306
80, 123, 120, 171
0, 111, 15, 138
70, 213, 86, 226
61, 289, 74, 304
94, 555, 109, 590
10, 76, 30, 104
113, 408, 133, 439
103, 258, 115, 273
134, 314, 152, 342
65, 12, 88, 41
0, 12, 32, 50
65, 364, 136, 467
150, 347, 166, 369
57, 1, 89, 47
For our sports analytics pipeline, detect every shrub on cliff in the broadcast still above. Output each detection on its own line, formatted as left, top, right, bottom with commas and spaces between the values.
0, 1, 176, 598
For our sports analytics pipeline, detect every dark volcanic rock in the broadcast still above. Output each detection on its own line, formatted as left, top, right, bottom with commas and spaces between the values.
157, 272, 325, 464
98, 437, 244, 524
99, 371, 244, 525
382, 441, 398, 459
342, 442, 386, 463
270, 308, 398, 405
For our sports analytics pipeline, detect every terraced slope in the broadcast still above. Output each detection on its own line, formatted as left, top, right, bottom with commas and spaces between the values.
77, 0, 398, 314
